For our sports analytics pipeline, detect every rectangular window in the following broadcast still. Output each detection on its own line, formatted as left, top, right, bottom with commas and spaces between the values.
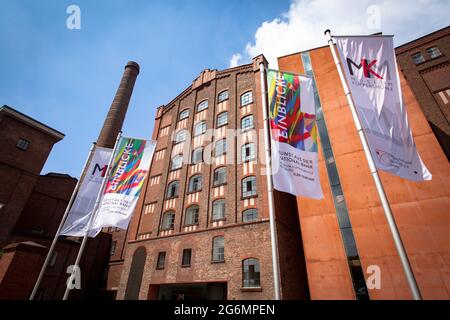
212, 237, 225, 262
427, 46, 442, 59
110, 241, 117, 256
411, 52, 425, 65
182, 249, 192, 267
16, 138, 30, 151
216, 112, 228, 127
212, 200, 226, 221
156, 252, 166, 269
215, 139, 227, 156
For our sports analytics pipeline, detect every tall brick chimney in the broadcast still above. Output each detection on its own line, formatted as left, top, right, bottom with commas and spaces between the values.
96, 61, 140, 148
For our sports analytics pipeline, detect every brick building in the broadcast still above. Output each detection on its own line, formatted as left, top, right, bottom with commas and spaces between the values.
277, 31, 450, 299
396, 26, 450, 160
0, 105, 111, 300
114, 55, 309, 300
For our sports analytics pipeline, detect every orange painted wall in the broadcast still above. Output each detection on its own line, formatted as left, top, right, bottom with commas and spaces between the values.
278, 46, 450, 300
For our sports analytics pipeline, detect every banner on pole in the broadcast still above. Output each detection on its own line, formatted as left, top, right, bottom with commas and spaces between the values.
60, 146, 112, 237
267, 69, 324, 199
92, 137, 156, 230
335, 36, 431, 181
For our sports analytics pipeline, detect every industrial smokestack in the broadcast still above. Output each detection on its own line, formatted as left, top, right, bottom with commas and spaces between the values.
97, 61, 140, 148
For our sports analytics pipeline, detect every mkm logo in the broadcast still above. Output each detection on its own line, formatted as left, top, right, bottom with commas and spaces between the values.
92, 163, 107, 177
346, 58, 391, 80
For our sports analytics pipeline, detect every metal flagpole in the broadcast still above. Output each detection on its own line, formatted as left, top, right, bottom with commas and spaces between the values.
259, 62, 282, 300
324, 29, 422, 300
29, 142, 97, 300
62, 131, 122, 300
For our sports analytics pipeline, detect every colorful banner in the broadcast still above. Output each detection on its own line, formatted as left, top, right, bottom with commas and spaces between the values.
92, 137, 156, 230
267, 69, 324, 199
335, 36, 431, 181
60, 146, 112, 237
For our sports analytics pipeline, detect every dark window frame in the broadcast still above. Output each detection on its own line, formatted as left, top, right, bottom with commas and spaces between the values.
181, 248, 192, 267
212, 236, 225, 262
156, 251, 166, 270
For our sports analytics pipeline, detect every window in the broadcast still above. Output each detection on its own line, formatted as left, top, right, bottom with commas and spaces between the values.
241, 115, 254, 131
194, 121, 207, 136
212, 199, 225, 221
49, 251, 58, 267
161, 211, 175, 230
197, 100, 208, 112
212, 236, 224, 262
166, 181, 179, 198
411, 52, 425, 65
179, 109, 190, 120
242, 258, 260, 288
427, 46, 442, 59
243, 209, 258, 222
110, 241, 117, 256
213, 167, 227, 186
171, 154, 183, 170
156, 252, 166, 269
185, 205, 199, 226
16, 138, 30, 151
188, 174, 202, 193
191, 147, 203, 164
215, 139, 227, 156
182, 249, 192, 267
175, 130, 187, 144
241, 91, 253, 106
216, 112, 228, 127
242, 176, 257, 198
218, 90, 229, 103
242, 143, 256, 162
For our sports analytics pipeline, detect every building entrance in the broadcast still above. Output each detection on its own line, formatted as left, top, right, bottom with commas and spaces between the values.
151, 282, 227, 300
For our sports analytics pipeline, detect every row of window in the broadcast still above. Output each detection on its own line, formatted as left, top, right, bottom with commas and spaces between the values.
161, 204, 258, 230
174, 114, 254, 145
166, 172, 257, 199
155, 244, 261, 288
178, 91, 253, 120
411, 46, 442, 65
171, 142, 256, 170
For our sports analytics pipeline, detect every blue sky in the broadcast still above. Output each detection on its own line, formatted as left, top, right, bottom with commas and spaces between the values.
1, 0, 448, 177
0, 0, 289, 177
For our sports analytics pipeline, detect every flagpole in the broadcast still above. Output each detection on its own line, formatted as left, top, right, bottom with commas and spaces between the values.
259, 62, 282, 300
29, 142, 97, 300
62, 131, 122, 300
324, 29, 422, 300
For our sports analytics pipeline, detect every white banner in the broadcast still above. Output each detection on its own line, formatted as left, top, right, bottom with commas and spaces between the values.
60, 146, 112, 237
268, 69, 324, 199
335, 36, 431, 181
92, 137, 156, 230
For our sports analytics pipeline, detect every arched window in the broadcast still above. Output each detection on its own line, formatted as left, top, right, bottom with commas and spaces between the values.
241, 115, 254, 131
171, 154, 183, 170
174, 130, 188, 143
191, 147, 203, 164
194, 121, 207, 136
241, 143, 256, 162
243, 208, 258, 222
213, 167, 227, 186
197, 100, 208, 112
215, 139, 227, 157
166, 181, 179, 199
178, 109, 190, 120
242, 176, 257, 198
124, 247, 146, 300
161, 211, 175, 230
218, 90, 229, 103
216, 112, 228, 127
188, 174, 202, 193
212, 199, 225, 221
241, 91, 253, 107
212, 236, 225, 262
242, 258, 260, 288
185, 205, 199, 226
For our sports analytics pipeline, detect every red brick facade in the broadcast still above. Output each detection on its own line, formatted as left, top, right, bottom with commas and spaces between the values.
114, 55, 308, 300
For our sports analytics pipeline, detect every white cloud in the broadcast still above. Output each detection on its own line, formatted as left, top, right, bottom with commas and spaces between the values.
229, 53, 242, 67
232, 0, 450, 68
